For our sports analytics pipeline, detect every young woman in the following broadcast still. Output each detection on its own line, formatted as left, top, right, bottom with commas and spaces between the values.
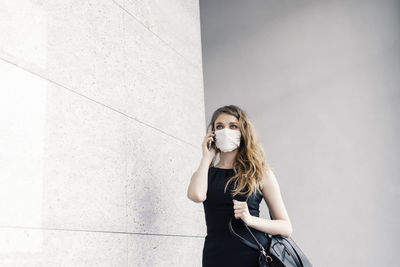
187, 105, 293, 267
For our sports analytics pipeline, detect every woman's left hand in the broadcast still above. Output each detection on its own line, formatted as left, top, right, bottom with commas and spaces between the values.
232, 199, 253, 225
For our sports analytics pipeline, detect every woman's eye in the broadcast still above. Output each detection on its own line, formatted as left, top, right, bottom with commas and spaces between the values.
216, 125, 237, 129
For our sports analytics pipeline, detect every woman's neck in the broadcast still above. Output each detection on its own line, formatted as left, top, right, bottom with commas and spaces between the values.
216, 150, 238, 168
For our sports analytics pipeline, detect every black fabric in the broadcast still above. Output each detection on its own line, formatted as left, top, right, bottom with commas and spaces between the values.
202, 167, 270, 267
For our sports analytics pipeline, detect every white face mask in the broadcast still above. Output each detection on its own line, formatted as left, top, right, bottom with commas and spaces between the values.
215, 128, 241, 152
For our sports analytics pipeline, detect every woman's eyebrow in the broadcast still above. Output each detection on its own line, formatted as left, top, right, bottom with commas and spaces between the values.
216, 122, 238, 124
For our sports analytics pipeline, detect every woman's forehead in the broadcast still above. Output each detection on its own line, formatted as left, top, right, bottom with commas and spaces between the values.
215, 114, 238, 123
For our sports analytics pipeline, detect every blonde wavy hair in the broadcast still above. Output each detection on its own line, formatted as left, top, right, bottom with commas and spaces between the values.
207, 105, 272, 199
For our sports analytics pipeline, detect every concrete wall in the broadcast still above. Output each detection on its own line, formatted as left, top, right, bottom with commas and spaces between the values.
0, 0, 206, 266
200, 0, 400, 266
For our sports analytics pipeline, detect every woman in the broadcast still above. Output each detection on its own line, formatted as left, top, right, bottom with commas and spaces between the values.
187, 105, 293, 267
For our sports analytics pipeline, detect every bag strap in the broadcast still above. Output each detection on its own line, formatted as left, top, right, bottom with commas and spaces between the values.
228, 217, 265, 251
228, 209, 274, 251
229, 210, 305, 267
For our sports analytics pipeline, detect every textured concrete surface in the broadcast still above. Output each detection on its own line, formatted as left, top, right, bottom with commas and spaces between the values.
0, 0, 205, 266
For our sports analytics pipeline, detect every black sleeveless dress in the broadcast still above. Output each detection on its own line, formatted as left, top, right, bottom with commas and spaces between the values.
202, 167, 270, 267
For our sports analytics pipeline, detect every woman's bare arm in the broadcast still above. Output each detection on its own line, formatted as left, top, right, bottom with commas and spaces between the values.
187, 130, 216, 203
186, 157, 212, 202
247, 168, 293, 238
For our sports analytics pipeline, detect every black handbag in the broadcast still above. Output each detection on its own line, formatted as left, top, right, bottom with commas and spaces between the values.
228, 211, 312, 267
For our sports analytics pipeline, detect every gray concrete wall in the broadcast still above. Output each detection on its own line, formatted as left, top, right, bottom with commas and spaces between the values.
200, 0, 400, 266
0, 0, 205, 266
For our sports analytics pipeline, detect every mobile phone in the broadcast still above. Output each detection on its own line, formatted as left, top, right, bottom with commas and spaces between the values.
208, 134, 215, 149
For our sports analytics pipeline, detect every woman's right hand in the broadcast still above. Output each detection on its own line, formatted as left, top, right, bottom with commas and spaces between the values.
202, 130, 216, 162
